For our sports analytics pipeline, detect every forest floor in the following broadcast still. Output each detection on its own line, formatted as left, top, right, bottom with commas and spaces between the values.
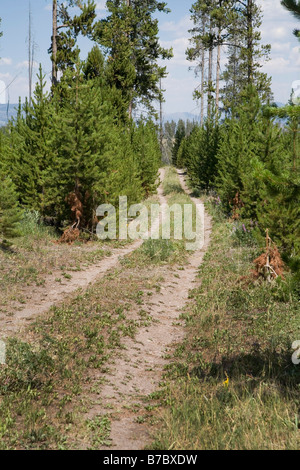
0, 167, 212, 450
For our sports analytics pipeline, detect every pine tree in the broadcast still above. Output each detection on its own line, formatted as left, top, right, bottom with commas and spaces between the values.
187, 1, 233, 120
177, 118, 220, 189
221, 0, 272, 113
215, 87, 270, 218
50, 0, 96, 85
83, 45, 105, 81
45, 65, 144, 229
0, 172, 22, 240
252, 104, 300, 255
94, 0, 172, 117
162, 120, 176, 163
172, 120, 186, 167
132, 119, 160, 195
95, 0, 136, 119
5, 67, 55, 213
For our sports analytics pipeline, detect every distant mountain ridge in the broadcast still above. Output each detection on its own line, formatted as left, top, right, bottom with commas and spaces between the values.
163, 103, 287, 124
0, 103, 19, 127
1, 102, 288, 128
163, 112, 200, 124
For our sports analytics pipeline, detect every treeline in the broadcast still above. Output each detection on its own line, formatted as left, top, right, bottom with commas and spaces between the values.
175, 90, 300, 290
0, 63, 161, 233
161, 119, 197, 164
0, 0, 171, 238
186, 0, 272, 121
174, 0, 300, 291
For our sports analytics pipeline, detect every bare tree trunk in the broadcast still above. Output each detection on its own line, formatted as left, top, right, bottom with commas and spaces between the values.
215, 31, 221, 116
126, 0, 133, 118
52, 0, 58, 86
208, 37, 213, 120
28, 1, 34, 105
128, 100, 133, 120
200, 14, 206, 126
200, 45, 205, 126
159, 77, 163, 155
247, 0, 254, 84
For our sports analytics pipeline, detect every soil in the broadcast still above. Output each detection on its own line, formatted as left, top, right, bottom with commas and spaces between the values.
0, 168, 212, 450
81, 169, 212, 450
0, 171, 166, 340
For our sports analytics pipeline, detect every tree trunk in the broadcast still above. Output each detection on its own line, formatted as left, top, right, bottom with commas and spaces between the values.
200, 45, 205, 126
208, 29, 213, 121
159, 77, 163, 155
216, 36, 221, 114
200, 13, 206, 126
128, 100, 133, 120
215, 31, 221, 117
28, 2, 33, 105
52, 0, 58, 86
127, 0, 133, 118
247, 0, 254, 84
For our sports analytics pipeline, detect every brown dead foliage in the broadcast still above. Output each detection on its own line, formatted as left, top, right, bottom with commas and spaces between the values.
231, 192, 244, 220
66, 190, 83, 227
57, 189, 83, 244
57, 227, 81, 245
253, 245, 285, 280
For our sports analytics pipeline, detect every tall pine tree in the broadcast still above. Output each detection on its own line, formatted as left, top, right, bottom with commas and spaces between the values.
50, 0, 96, 85
93, 0, 172, 117
221, 0, 272, 113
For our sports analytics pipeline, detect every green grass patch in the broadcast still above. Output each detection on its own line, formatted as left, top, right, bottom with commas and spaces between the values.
162, 167, 185, 196
0, 266, 163, 449
150, 215, 300, 450
121, 168, 198, 268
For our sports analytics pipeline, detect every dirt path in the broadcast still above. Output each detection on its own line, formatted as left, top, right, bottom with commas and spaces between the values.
83, 169, 212, 450
0, 170, 166, 339
0, 168, 212, 450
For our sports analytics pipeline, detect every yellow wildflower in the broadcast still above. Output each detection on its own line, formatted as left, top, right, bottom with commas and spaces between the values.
223, 372, 229, 388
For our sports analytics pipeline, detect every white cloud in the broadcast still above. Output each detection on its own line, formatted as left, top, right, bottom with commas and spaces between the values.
269, 26, 290, 40
160, 74, 201, 115
0, 80, 6, 104
16, 60, 39, 70
0, 73, 11, 80
258, 0, 300, 103
290, 45, 300, 66
271, 42, 291, 53
161, 37, 193, 68
160, 15, 192, 35
0, 58, 12, 66
263, 56, 290, 72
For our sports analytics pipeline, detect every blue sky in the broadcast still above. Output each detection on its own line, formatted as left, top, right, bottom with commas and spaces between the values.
0, 0, 299, 115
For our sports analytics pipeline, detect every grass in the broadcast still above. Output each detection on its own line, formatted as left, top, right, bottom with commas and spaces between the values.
0, 168, 193, 449
120, 167, 196, 269
0, 207, 142, 313
162, 167, 185, 196
149, 202, 300, 450
0, 166, 198, 449
0, 264, 165, 449
4, 167, 296, 450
